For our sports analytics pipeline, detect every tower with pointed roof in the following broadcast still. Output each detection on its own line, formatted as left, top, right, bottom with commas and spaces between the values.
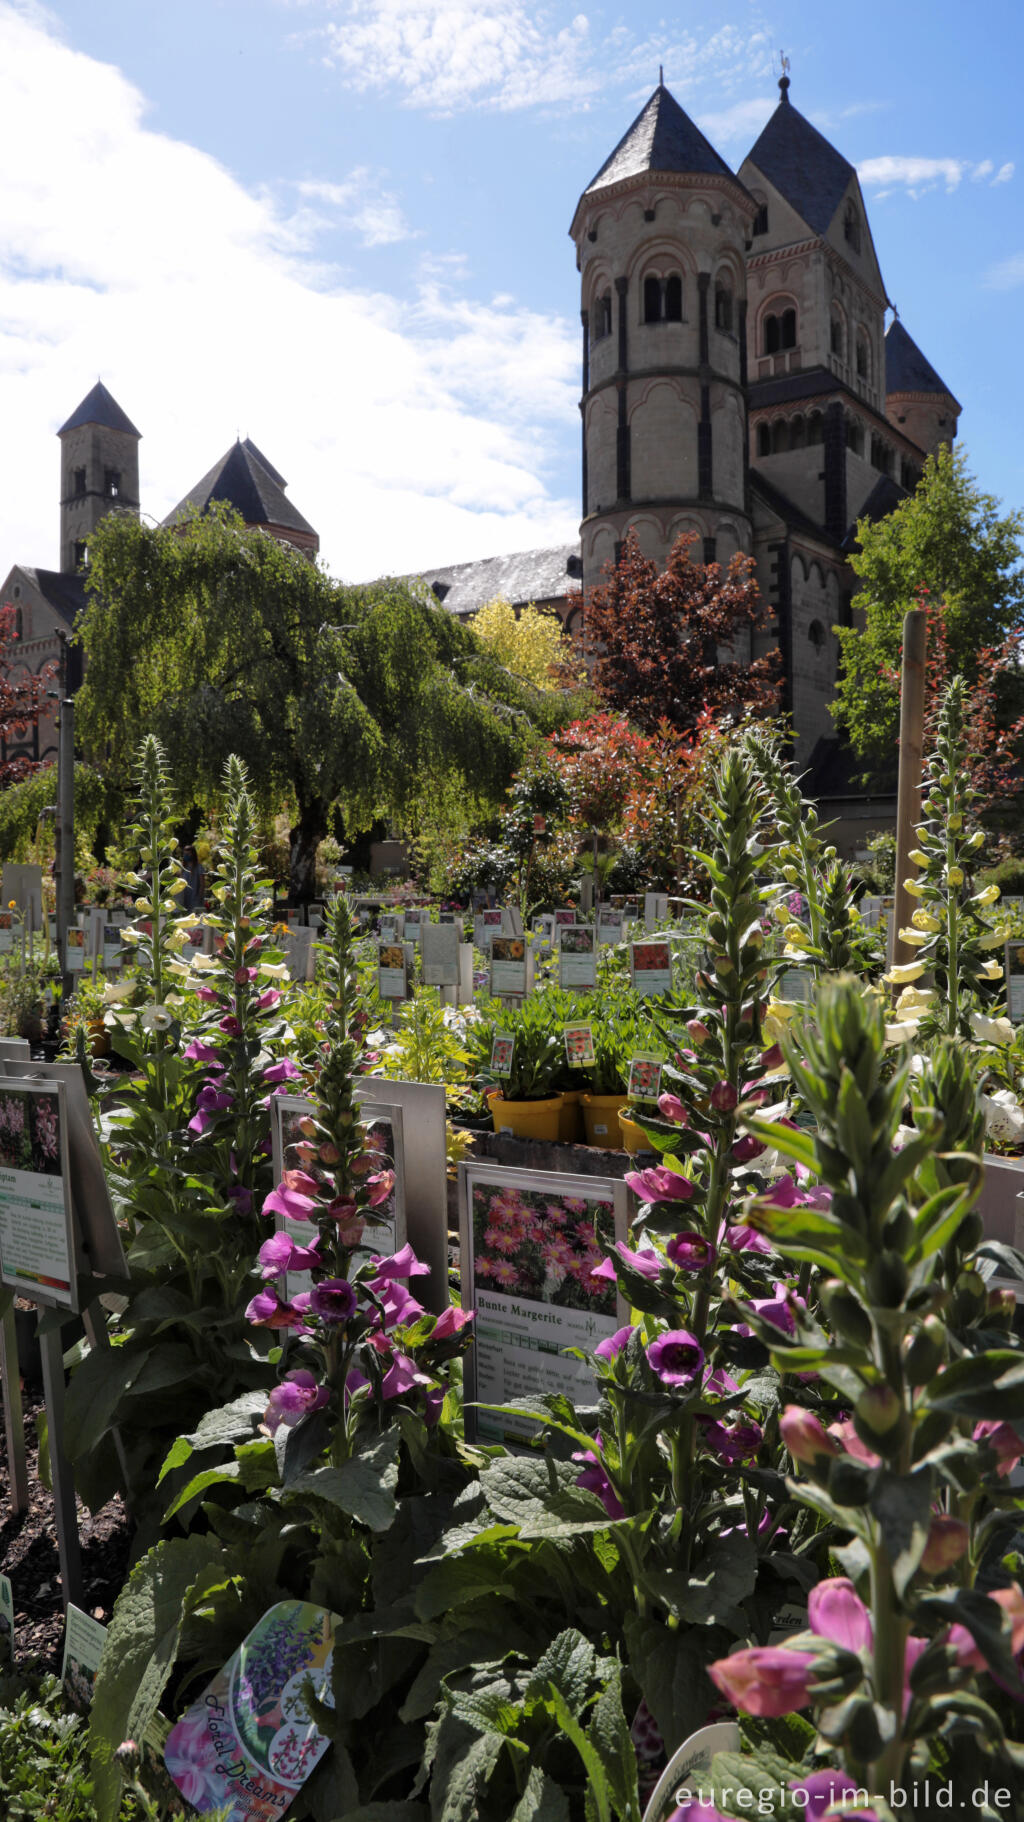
570, 80, 756, 595
58, 380, 141, 573
162, 436, 319, 559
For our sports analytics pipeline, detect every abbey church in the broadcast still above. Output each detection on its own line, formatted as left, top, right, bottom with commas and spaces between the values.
1, 75, 958, 800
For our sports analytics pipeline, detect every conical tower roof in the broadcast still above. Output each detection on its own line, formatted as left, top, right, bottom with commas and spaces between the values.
162, 438, 316, 538
885, 319, 960, 406
744, 78, 855, 236
58, 380, 140, 439
581, 82, 742, 199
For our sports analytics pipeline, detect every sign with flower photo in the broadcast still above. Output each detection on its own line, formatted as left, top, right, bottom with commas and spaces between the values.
630, 940, 672, 997
377, 943, 408, 1000
627, 1054, 663, 1104
1005, 941, 1024, 1022
0, 1081, 75, 1309
490, 935, 530, 998
458, 1162, 627, 1444
558, 924, 597, 989
65, 925, 86, 973
563, 1023, 596, 1068
270, 1094, 405, 1299
164, 1600, 336, 1820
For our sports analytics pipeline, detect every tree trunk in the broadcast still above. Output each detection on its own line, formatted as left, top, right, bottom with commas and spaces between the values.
289, 800, 328, 904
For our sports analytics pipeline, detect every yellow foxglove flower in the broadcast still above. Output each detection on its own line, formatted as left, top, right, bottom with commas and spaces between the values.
979, 927, 1009, 950
980, 959, 1004, 980
946, 867, 964, 887
947, 813, 963, 832
971, 883, 1000, 908
902, 878, 925, 898
911, 909, 940, 932
884, 961, 926, 984
897, 928, 928, 946
908, 850, 928, 869
970, 1011, 1014, 1046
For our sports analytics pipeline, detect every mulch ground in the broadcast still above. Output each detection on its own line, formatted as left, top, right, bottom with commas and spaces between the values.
0, 1374, 133, 1673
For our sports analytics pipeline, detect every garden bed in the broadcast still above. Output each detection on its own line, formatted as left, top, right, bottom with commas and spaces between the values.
0, 1381, 132, 1673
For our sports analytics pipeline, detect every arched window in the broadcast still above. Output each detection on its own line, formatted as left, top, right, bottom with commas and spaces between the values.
806, 412, 824, 447
643, 276, 662, 323
789, 415, 806, 449
12, 609, 23, 640
763, 304, 797, 354
846, 418, 865, 456
870, 435, 892, 474
592, 291, 612, 343
752, 202, 769, 236
664, 273, 683, 321
855, 329, 870, 381
844, 201, 861, 252
772, 419, 790, 455
830, 306, 845, 358
756, 423, 771, 457
714, 280, 733, 332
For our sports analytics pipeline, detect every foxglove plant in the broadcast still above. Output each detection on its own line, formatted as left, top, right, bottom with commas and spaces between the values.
703, 976, 1024, 1807
176, 755, 294, 1230
889, 676, 1009, 1044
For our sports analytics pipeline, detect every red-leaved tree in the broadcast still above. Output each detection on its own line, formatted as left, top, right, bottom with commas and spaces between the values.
582, 529, 781, 734
0, 604, 51, 786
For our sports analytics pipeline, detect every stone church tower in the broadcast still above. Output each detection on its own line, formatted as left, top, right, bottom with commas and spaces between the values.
57, 381, 141, 573
569, 81, 755, 593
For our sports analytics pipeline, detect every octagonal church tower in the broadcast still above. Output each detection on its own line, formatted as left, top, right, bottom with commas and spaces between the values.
570, 80, 756, 593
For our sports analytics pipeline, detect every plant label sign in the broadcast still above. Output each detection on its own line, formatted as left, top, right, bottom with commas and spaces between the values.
644, 892, 668, 931
164, 1601, 336, 1820
640, 1721, 741, 1822
490, 1034, 514, 1076
0, 1080, 75, 1309
403, 909, 426, 942
0, 1573, 13, 1668
627, 1055, 663, 1104
777, 967, 814, 1005
102, 923, 123, 970
1006, 941, 1024, 1021
563, 1023, 595, 1068
0, 912, 13, 954
377, 943, 408, 1000
596, 908, 624, 945
558, 925, 596, 989
421, 922, 460, 987
859, 894, 882, 930
459, 1162, 628, 1445
65, 927, 86, 973
61, 1604, 107, 1709
490, 937, 530, 998
473, 909, 504, 951
631, 939, 672, 997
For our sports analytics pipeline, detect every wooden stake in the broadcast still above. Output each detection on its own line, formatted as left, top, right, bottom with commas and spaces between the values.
891, 608, 928, 979
0, 1306, 29, 1516
39, 1326, 83, 1610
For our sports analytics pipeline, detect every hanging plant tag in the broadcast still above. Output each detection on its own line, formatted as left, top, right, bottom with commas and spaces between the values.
627, 1054, 663, 1103
490, 1034, 514, 1076
61, 1604, 107, 1709
164, 1601, 336, 1820
563, 1022, 595, 1067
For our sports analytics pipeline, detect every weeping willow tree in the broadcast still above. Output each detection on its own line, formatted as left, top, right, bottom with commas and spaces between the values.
75, 506, 562, 897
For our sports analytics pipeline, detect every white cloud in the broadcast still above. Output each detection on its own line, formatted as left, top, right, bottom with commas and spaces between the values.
986, 252, 1024, 291
696, 95, 775, 148
294, 171, 417, 245
291, 1, 772, 115
0, 2, 580, 584
858, 153, 1014, 198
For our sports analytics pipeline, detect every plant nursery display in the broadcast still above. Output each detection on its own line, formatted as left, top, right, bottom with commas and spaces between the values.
3, 683, 1024, 1822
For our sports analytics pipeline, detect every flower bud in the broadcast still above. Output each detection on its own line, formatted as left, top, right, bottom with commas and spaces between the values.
820, 1280, 874, 1348
904, 1317, 945, 1385
855, 1384, 903, 1438
988, 1286, 1017, 1326
780, 1405, 839, 1466
782, 866, 800, 884
710, 1080, 739, 1113
920, 1516, 969, 1574
947, 866, 964, 887
686, 1018, 710, 1046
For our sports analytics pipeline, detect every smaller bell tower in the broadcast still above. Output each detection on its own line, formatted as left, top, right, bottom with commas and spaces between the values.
58, 381, 141, 572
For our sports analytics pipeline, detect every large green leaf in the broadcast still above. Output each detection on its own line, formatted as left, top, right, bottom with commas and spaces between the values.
64, 1341, 151, 1460
158, 1387, 269, 1482
925, 1351, 1024, 1420
511, 1767, 571, 1822
431, 1721, 505, 1822
88, 1534, 226, 1821
291, 1430, 400, 1532
482, 1455, 622, 1538
622, 1616, 710, 1752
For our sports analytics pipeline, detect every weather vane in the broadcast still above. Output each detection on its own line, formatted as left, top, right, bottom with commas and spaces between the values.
779, 50, 790, 77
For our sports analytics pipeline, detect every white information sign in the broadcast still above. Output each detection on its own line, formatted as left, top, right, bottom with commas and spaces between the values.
0, 1080, 75, 1309
61, 1603, 108, 1708
631, 938, 672, 997
490, 937, 531, 998
459, 1162, 627, 1445
422, 921, 460, 987
558, 924, 597, 990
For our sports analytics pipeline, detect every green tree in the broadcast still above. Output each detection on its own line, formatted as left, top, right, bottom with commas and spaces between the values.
472, 595, 586, 691
75, 507, 553, 898
833, 445, 1024, 762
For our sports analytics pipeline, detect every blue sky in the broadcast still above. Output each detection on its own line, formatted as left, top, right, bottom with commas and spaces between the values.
0, 0, 1021, 582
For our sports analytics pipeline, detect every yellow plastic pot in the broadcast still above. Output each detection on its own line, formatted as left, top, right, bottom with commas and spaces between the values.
488, 1091, 563, 1142
556, 1089, 583, 1143
581, 1092, 628, 1146
618, 1108, 651, 1154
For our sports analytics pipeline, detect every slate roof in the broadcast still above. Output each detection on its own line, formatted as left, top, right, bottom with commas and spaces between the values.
162, 439, 316, 537
22, 567, 89, 627
841, 474, 907, 552
412, 544, 582, 617
58, 382, 141, 439
583, 83, 740, 198
750, 473, 843, 551
745, 83, 855, 236
885, 319, 960, 405
747, 367, 847, 411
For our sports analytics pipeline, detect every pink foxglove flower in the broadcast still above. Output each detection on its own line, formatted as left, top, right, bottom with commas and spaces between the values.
264, 1370, 329, 1434
591, 1242, 662, 1283
308, 1279, 357, 1323
646, 1330, 704, 1388
256, 1232, 321, 1280
370, 1243, 429, 1280
974, 1419, 1024, 1477
594, 1324, 636, 1362
263, 1183, 317, 1223
666, 1232, 716, 1272
624, 1164, 696, 1202
780, 1406, 840, 1465
431, 1305, 474, 1340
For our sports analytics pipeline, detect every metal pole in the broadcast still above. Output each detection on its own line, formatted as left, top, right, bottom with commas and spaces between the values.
57, 698, 75, 999
39, 1325, 83, 1610
890, 609, 928, 978
0, 1305, 29, 1516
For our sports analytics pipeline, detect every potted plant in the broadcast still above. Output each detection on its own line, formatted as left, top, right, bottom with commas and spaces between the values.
580, 1008, 634, 1145
473, 998, 564, 1142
